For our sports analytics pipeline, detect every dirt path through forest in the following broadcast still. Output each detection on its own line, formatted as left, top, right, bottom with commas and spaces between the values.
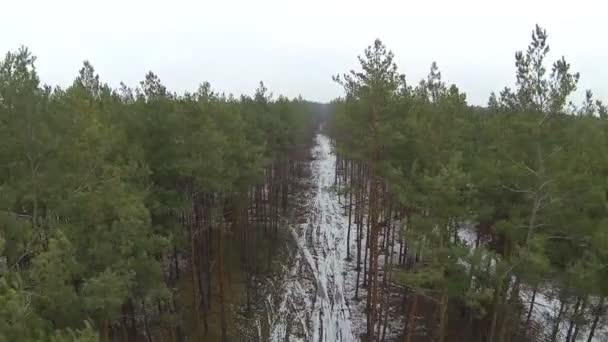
268, 133, 356, 342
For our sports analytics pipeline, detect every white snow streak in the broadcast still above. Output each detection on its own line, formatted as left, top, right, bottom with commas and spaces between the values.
270, 134, 356, 342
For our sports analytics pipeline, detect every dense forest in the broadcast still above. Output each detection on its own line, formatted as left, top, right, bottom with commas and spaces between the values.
0, 48, 323, 341
1, 25, 607, 342
328, 25, 608, 342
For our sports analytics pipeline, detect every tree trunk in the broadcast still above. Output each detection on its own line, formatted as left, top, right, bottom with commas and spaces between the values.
566, 297, 582, 342
206, 197, 213, 312
334, 154, 339, 187
437, 293, 449, 342
405, 293, 418, 342
188, 217, 202, 342
173, 244, 180, 282
355, 167, 363, 300
487, 273, 504, 342
142, 299, 153, 342
100, 319, 110, 342
363, 203, 370, 288
367, 172, 378, 342
195, 199, 209, 335
587, 296, 605, 342
282, 162, 289, 213
381, 215, 397, 342
346, 160, 353, 261
499, 277, 520, 342
127, 298, 137, 341
218, 221, 228, 342
550, 297, 566, 342
366, 168, 381, 342
525, 284, 538, 330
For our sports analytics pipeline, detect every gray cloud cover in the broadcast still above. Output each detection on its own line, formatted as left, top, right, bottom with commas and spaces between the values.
1, 0, 605, 105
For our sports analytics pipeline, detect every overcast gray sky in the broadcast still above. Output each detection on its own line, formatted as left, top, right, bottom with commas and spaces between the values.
1, 0, 606, 105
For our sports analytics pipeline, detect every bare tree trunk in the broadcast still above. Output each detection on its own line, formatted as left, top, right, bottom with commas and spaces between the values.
487, 274, 504, 342
571, 297, 586, 342
346, 160, 353, 261
499, 277, 520, 342
206, 196, 213, 312
334, 154, 339, 187
365, 174, 374, 340
381, 215, 397, 342
174, 244, 180, 282
550, 297, 566, 342
366, 172, 381, 341
355, 162, 363, 300
355, 162, 365, 300
100, 319, 110, 342
587, 297, 605, 342
127, 298, 138, 341
282, 161, 289, 213
363, 202, 370, 288
566, 297, 582, 342
188, 215, 202, 342
263, 169, 269, 234
404, 293, 418, 342
218, 221, 228, 342
525, 284, 538, 329
195, 198, 209, 335
142, 299, 153, 342
437, 293, 449, 342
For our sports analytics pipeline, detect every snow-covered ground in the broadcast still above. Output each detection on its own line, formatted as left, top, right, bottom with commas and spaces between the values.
268, 134, 357, 341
